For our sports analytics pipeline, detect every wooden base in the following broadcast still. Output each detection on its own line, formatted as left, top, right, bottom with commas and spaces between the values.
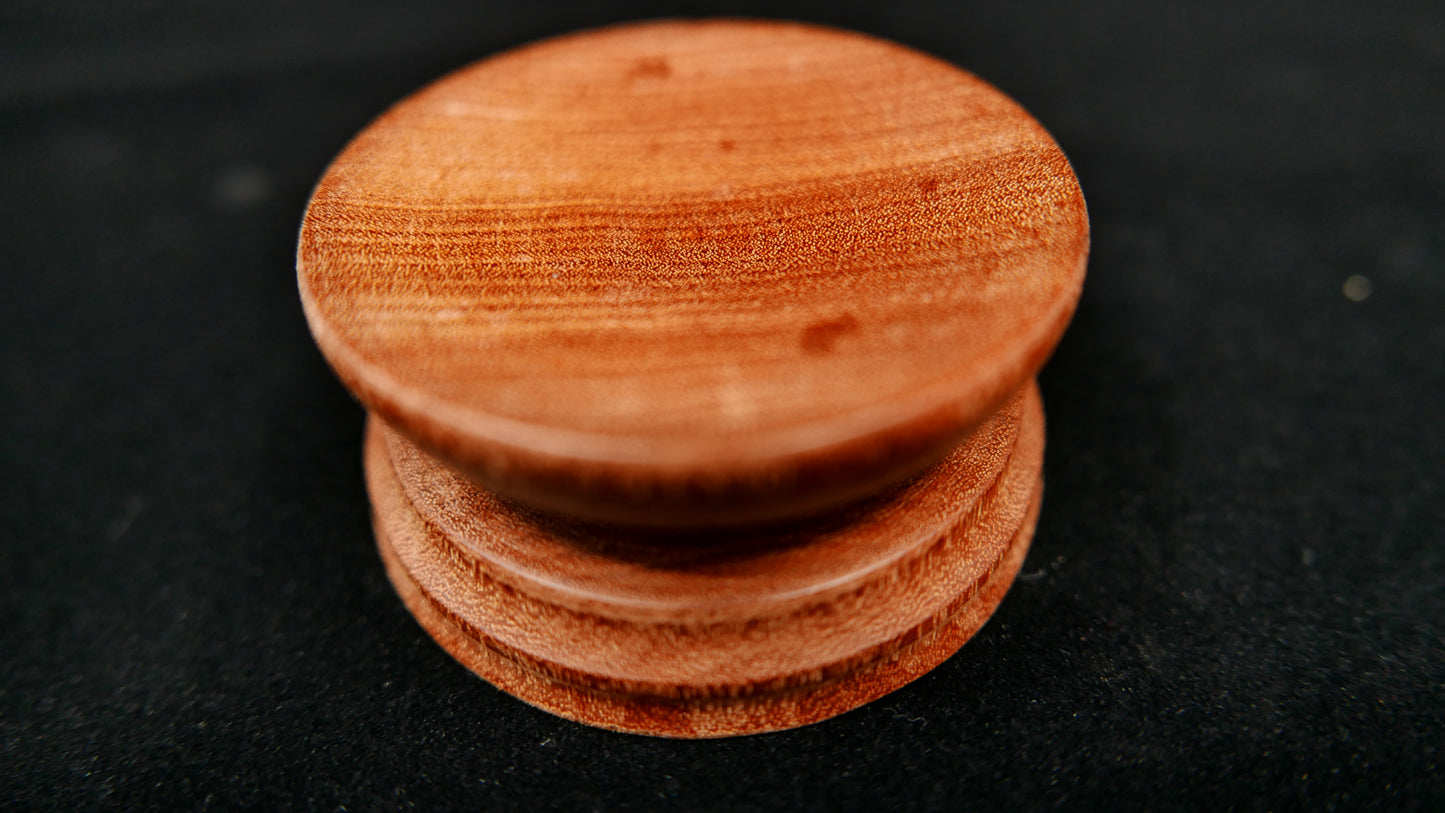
363, 383, 1046, 738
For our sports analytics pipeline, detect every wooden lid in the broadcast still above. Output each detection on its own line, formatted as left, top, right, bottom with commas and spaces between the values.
298, 19, 1088, 525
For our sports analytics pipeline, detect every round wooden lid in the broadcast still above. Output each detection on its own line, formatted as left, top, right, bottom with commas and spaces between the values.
298, 19, 1088, 525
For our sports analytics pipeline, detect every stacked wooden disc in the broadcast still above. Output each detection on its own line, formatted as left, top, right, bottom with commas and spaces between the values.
298, 19, 1088, 737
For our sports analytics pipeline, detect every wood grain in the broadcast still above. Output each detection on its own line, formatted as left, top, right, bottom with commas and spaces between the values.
365, 383, 1045, 737
299, 19, 1087, 736
298, 19, 1088, 526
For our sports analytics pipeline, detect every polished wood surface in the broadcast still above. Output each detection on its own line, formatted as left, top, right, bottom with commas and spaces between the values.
366, 384, 1044, 737
299, 19, 1088, 526
299, 19, 1087, 737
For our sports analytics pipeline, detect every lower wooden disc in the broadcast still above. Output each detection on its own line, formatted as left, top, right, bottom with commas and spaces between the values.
364, 383, 1046, 737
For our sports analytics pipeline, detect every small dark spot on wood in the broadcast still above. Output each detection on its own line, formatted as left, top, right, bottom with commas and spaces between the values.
801, 313, 860, 355
718, 139, 736, 152
629, 57, 672, 79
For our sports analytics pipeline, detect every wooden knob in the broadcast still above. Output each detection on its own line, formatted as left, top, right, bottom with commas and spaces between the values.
299, 19, 1087, 736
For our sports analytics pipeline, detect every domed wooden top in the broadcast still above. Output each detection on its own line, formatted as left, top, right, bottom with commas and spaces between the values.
298, 19, 1088, 525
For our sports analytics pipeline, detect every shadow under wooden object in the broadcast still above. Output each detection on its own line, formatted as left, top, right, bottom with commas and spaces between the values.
297, 19, 1088, 737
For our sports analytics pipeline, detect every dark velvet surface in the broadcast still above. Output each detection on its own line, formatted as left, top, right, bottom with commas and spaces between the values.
3, 1, 1441, 808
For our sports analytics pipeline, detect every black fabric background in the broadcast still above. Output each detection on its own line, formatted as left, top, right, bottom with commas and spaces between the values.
3, 1, 1442, 809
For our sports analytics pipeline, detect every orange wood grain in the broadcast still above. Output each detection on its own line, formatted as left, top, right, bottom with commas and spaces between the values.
298, 19, 1088, 737
299, 19, 1088, 526
384, 386, 1032, 628
366, 383, 1044, 736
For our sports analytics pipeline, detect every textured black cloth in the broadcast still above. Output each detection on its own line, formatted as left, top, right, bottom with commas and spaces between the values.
3, 1, 1441, 809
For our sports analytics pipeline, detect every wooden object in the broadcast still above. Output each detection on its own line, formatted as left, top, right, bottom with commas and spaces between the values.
298, 20, 1087, 737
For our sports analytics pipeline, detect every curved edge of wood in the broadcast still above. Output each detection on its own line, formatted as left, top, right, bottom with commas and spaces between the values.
372, 474, 1042, 739
380, 383, 1036, 626
305, 271, 1078, 528
295, 18, 1089, 528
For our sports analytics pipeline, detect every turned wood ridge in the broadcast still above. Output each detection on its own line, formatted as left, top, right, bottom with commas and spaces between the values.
298, 19, 1088, 737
